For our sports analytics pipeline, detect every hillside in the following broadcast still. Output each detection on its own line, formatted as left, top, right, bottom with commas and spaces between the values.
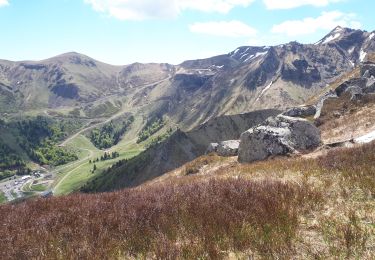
82, 109, 280, 192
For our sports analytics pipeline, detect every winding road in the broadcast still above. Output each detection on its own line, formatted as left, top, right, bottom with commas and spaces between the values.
52, 148, 94, 193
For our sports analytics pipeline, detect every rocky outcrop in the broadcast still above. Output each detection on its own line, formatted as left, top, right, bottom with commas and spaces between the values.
51, 83, 80, 99
330, 62, 375, 101
238, 115, 320, 163
335, 78, 367, 96
313, 61, 375, 119
283, 105, 316, 118
187, 109, 281, 151
344, 85, 363, 101
217, 140, 240, 157
314, 91, 338, 119
281, 58, 321, 88
360, 62, 375, 78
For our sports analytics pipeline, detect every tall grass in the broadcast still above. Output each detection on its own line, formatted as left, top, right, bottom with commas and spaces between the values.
0, 178, 320, 259
316, 141, 375, 194
2, 140, 375, 259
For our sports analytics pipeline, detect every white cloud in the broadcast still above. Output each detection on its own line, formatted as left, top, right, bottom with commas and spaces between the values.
271, 11, 361, 36
84, 0, 255, 20
189, 20, 257, 37
263, 0, 342, 9
180, 0, 255, 13
0, 0, 9, 7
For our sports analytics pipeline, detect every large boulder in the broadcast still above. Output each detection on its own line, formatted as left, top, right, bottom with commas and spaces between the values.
206, 143, 219, 153
217, 140, 240, 157
238, 115, 320, 163
283, 105, 316, 118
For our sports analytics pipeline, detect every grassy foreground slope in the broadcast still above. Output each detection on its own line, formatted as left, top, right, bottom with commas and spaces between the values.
1, 140, 374, 259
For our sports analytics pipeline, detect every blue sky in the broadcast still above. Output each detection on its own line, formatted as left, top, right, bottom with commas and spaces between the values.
0, 0, 374, 65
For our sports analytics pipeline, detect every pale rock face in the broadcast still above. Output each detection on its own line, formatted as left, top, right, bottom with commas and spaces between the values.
238, 126, 294, 163
266, 115, 321, 150
314, 91, 338, 119
238, 115, 320, 163
216, 140, 240, 157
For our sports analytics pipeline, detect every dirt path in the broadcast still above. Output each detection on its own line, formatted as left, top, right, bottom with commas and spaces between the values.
52, 148, 94, 193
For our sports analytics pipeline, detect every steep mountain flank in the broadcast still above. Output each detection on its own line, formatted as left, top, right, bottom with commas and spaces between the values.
82, 109, 280, 192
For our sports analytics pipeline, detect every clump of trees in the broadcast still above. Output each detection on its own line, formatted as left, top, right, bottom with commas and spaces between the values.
0, 141, 26, 176
137, 117, 165, 143
89, 151, 120, 173
145, 128, 173, 149
0, 116, 81, 179
90, 116, 134, 149
89, 151, 120, 164
15, 116, 78, 166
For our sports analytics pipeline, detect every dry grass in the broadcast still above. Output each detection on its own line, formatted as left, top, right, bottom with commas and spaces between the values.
366, 52, 375, 63
148, 141, 375, 259
1, 140, 375, 259
0, 177, 321, 259
183, 153, 224, 175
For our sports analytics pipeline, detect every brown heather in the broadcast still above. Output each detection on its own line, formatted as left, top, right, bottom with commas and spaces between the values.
0, 178, 320, 259
1, 142, 375, 259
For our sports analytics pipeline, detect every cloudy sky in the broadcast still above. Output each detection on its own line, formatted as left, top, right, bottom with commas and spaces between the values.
0, 0, 374, 64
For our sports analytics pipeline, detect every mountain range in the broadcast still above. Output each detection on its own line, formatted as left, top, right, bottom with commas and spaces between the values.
1, 26, 374, 130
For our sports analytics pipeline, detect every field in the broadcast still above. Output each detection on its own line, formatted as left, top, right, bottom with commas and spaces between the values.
30, 184, 47, 192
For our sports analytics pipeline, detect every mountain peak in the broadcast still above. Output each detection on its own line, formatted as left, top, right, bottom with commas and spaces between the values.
49, 51, 93, 60
332, 25, 345, 32
43, 52, 99, 67
315, 26, 362, 45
